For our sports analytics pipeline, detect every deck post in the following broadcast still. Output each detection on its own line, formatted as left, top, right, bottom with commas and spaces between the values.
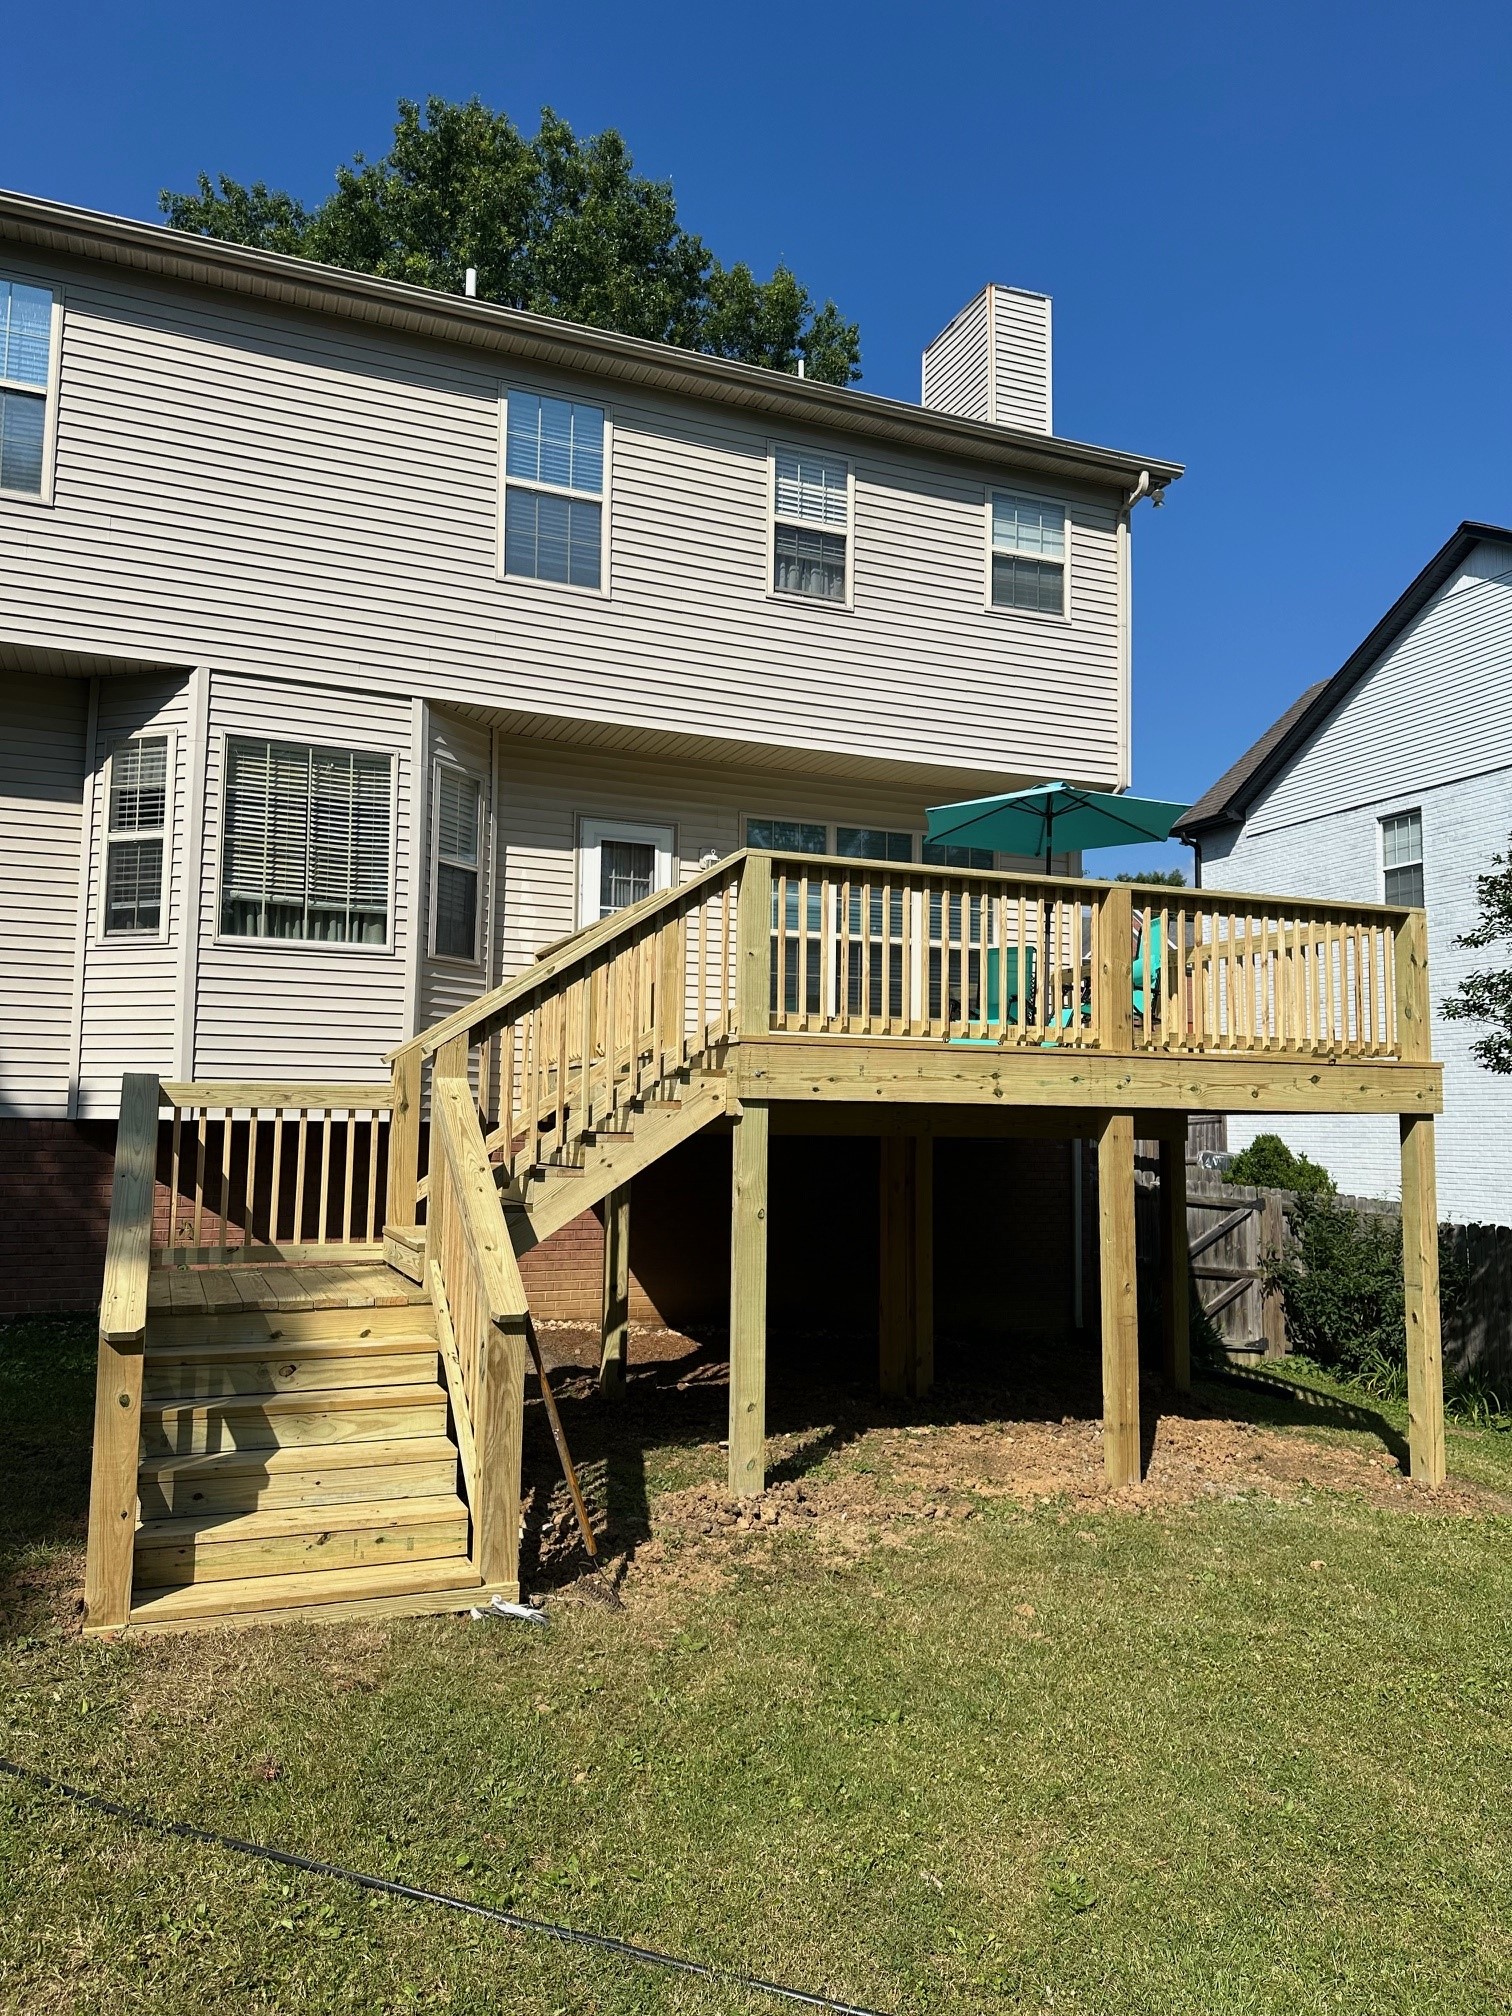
386, 1048, 421, 1230
1400, 1115, 1446, 1486
879, 1134, 933, 1399
1098, 1111, 1141, 1486
729, 1099, 770, 1497
599, 1182, 632, 1397
1158, 1121, 1191, 1392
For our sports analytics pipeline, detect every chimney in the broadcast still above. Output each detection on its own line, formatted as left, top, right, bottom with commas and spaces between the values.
921, 283, 1052, 434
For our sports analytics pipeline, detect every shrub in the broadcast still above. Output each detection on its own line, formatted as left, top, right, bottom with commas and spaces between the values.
1266, 1195, 1468, 1399
1225, 1133, 1336, 1197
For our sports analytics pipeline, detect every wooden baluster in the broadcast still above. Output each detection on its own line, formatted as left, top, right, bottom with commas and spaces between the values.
216, 1109, 231, 1262
168, 1106, 183, 1254
245, 1105, 260, 1248
366, 1109, 381, 1242
341, 1111, 356, 1243
695, 890, 708, 1047
292, 1110, 309, 1246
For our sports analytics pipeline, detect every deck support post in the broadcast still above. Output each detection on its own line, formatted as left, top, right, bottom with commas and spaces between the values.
1400, 1114, 1446, 1486
599, 1182, 632, 1397
1158, 1121, 1191, 1392
729, 1099, 770, 1497
387, 1048, 421, 1231
879, 1134, 933, 1400
1098, 1111, 1141, 1486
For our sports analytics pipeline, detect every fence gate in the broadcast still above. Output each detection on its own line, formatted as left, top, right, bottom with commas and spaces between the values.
1185, 1181, 1287, 1359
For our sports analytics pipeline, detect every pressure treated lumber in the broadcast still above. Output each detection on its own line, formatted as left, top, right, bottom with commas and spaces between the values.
1158, 1127, 1191, 1392
1098, 1113, 1141, 1487
1400, 1114, 1446, 1486
600, 1183, 632, 1397
729, 1100, 769, 1498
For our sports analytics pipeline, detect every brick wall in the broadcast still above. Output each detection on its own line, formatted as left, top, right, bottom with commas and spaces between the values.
1, 1118, 1082, 1337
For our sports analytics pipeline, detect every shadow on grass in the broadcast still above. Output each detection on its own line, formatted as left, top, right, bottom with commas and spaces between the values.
1197, 1362, 1411, 1469
0, 1315, 96, 1641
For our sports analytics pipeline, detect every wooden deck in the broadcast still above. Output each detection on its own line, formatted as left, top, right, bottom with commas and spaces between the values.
83, 853, 1449, 1634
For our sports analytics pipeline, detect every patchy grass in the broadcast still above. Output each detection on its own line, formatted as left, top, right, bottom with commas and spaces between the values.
3, 1314, 1512, 2014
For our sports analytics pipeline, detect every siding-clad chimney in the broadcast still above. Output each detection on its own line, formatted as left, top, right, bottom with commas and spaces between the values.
921, 284, 1052, 434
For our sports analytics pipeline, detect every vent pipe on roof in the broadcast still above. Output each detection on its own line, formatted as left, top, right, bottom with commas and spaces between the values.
463, 268, 477, 299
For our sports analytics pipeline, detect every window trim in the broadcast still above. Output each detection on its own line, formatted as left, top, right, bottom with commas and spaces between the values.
766, 440, 855, 612
428, 759, 486, 967
96, 730, 175, 946
576, 815, 677, 929
0, 271, 64, 507
497, 386, 613, 598
211, 732, 400, 956
1379, 807, 1425, 908
983, 486, 1072, 622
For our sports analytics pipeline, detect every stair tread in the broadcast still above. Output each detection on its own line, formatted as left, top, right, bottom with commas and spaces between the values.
149, 1265, 429, 1316
137, 1494, 468, 1550
146, 1333, 438, 1365
129, 1555, 481, 1624
140, 1434, 461, 1482
143, 1381, 446, 1423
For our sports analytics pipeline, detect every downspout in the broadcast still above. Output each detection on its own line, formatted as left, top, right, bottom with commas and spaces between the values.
1116, 469, 1157, 793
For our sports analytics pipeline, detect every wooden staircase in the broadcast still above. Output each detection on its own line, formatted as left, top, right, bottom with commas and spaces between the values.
120, 1266, 488, 1633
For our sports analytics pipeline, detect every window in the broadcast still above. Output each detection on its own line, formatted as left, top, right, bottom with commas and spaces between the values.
0, 278, 55, 498
503, 391, 605, 588
578, 818, 675, 927
923, 840, 995, 871
772, 446, 850, 603
837, 827, 912, 863
431, 766, 483, 962
1382, 811, 1424, 907
103, 737, 169, 935
746, 818, 828, 854
220, 738, 392, 944
989, 492, 1067, 615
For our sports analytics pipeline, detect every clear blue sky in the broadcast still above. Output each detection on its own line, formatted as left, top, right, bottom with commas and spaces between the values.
5, 1, 1510, 876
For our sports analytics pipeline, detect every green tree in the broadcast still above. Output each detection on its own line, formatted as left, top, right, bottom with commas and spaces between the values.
1443, 836, 1512, 1073
1114, 868, 1186, 887
161, 99, 861, 384
1224, 1132, 1336, 1197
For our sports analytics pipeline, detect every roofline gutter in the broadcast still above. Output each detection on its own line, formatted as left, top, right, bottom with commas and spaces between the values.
0, 187, 1184, 494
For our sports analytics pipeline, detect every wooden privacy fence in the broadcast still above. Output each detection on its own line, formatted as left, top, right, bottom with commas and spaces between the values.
1181, 1181, 1288, 1359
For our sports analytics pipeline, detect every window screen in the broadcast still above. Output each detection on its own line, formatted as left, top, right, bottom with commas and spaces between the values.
504, 392, 605, 587
1382, 811, 1424, 908
990, 493, 1066, 615
221, 738, 392, 944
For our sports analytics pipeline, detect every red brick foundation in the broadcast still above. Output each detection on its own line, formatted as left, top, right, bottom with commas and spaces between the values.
1, 1118, 1081, 1337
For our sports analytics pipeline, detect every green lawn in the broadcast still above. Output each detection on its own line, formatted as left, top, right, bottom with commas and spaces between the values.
3, 1315, 1512, 2015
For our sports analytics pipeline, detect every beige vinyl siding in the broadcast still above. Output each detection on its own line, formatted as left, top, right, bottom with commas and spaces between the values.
419, 708, 495, 1031
921, 293, 993, 424
191, 672, 414, 1084
494, 737, 1060, 981
0, 257, 1125, 787
989, 287, 1053, 433
74, 671, 192, 1115
0, 672, 86, 1115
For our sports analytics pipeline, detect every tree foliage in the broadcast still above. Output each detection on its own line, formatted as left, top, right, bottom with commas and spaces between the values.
161, 99, 861, 384
1442, 835, 1512, 1073
1114, 868, 1186, 887
1224, 1132, 1336, 1197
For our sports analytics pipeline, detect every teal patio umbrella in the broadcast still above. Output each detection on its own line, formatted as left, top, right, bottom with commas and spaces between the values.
926, 781, 1190, 873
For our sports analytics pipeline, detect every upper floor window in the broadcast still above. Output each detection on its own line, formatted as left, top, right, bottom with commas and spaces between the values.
220, 738, 392, 945
746, 818, 827, 854
1382, 810, 1424, 908
990, 492, 1067, 615
431, 765, 483, 963
503, 392, 605, 589
837, 827, 912, 863
103, 736, 169, 936
0, 278, 55, 498
772, 447, 850, 604
923, 840, 994, 871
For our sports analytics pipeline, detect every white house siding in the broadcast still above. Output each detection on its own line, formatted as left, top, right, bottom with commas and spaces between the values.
419, 708, 496, 1031
75, 671, 193, 1114
190, 672, 415, 1085
0, 672, 86, 1116
0, 252, 1127, 788
1203, 540, 1512, 1221
989, 287, 1053, 434
493, 736, 1060, 982
921, 293, 993, 423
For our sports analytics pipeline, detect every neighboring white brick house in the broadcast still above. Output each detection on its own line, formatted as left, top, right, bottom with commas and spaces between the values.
1176, 524, 1512, 1223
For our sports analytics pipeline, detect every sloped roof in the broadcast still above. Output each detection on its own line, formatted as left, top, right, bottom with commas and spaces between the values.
1175, 521, 1512, 838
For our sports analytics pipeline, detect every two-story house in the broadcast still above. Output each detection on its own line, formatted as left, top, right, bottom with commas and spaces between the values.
0, 191, 1448, 1636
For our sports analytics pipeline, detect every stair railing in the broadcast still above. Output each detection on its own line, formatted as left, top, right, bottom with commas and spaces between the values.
83, 1072, 160, 1633
426, 1074, 530, 1594
386, 850, 746, 1226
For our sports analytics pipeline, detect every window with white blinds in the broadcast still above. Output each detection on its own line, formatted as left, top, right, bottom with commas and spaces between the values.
0, 277, 56, 498
219, 738, 393, 945
989, 492, 1068, 615
772, 446, 850, 603
103, 736, 169, 935
431, 764, 482, 962
503, 391, 605, 588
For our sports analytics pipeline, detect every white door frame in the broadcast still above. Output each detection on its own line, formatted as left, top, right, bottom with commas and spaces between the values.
576, 816, 677, 927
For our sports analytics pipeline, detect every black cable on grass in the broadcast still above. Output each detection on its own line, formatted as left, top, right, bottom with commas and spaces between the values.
0, 1758, 890, 2016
